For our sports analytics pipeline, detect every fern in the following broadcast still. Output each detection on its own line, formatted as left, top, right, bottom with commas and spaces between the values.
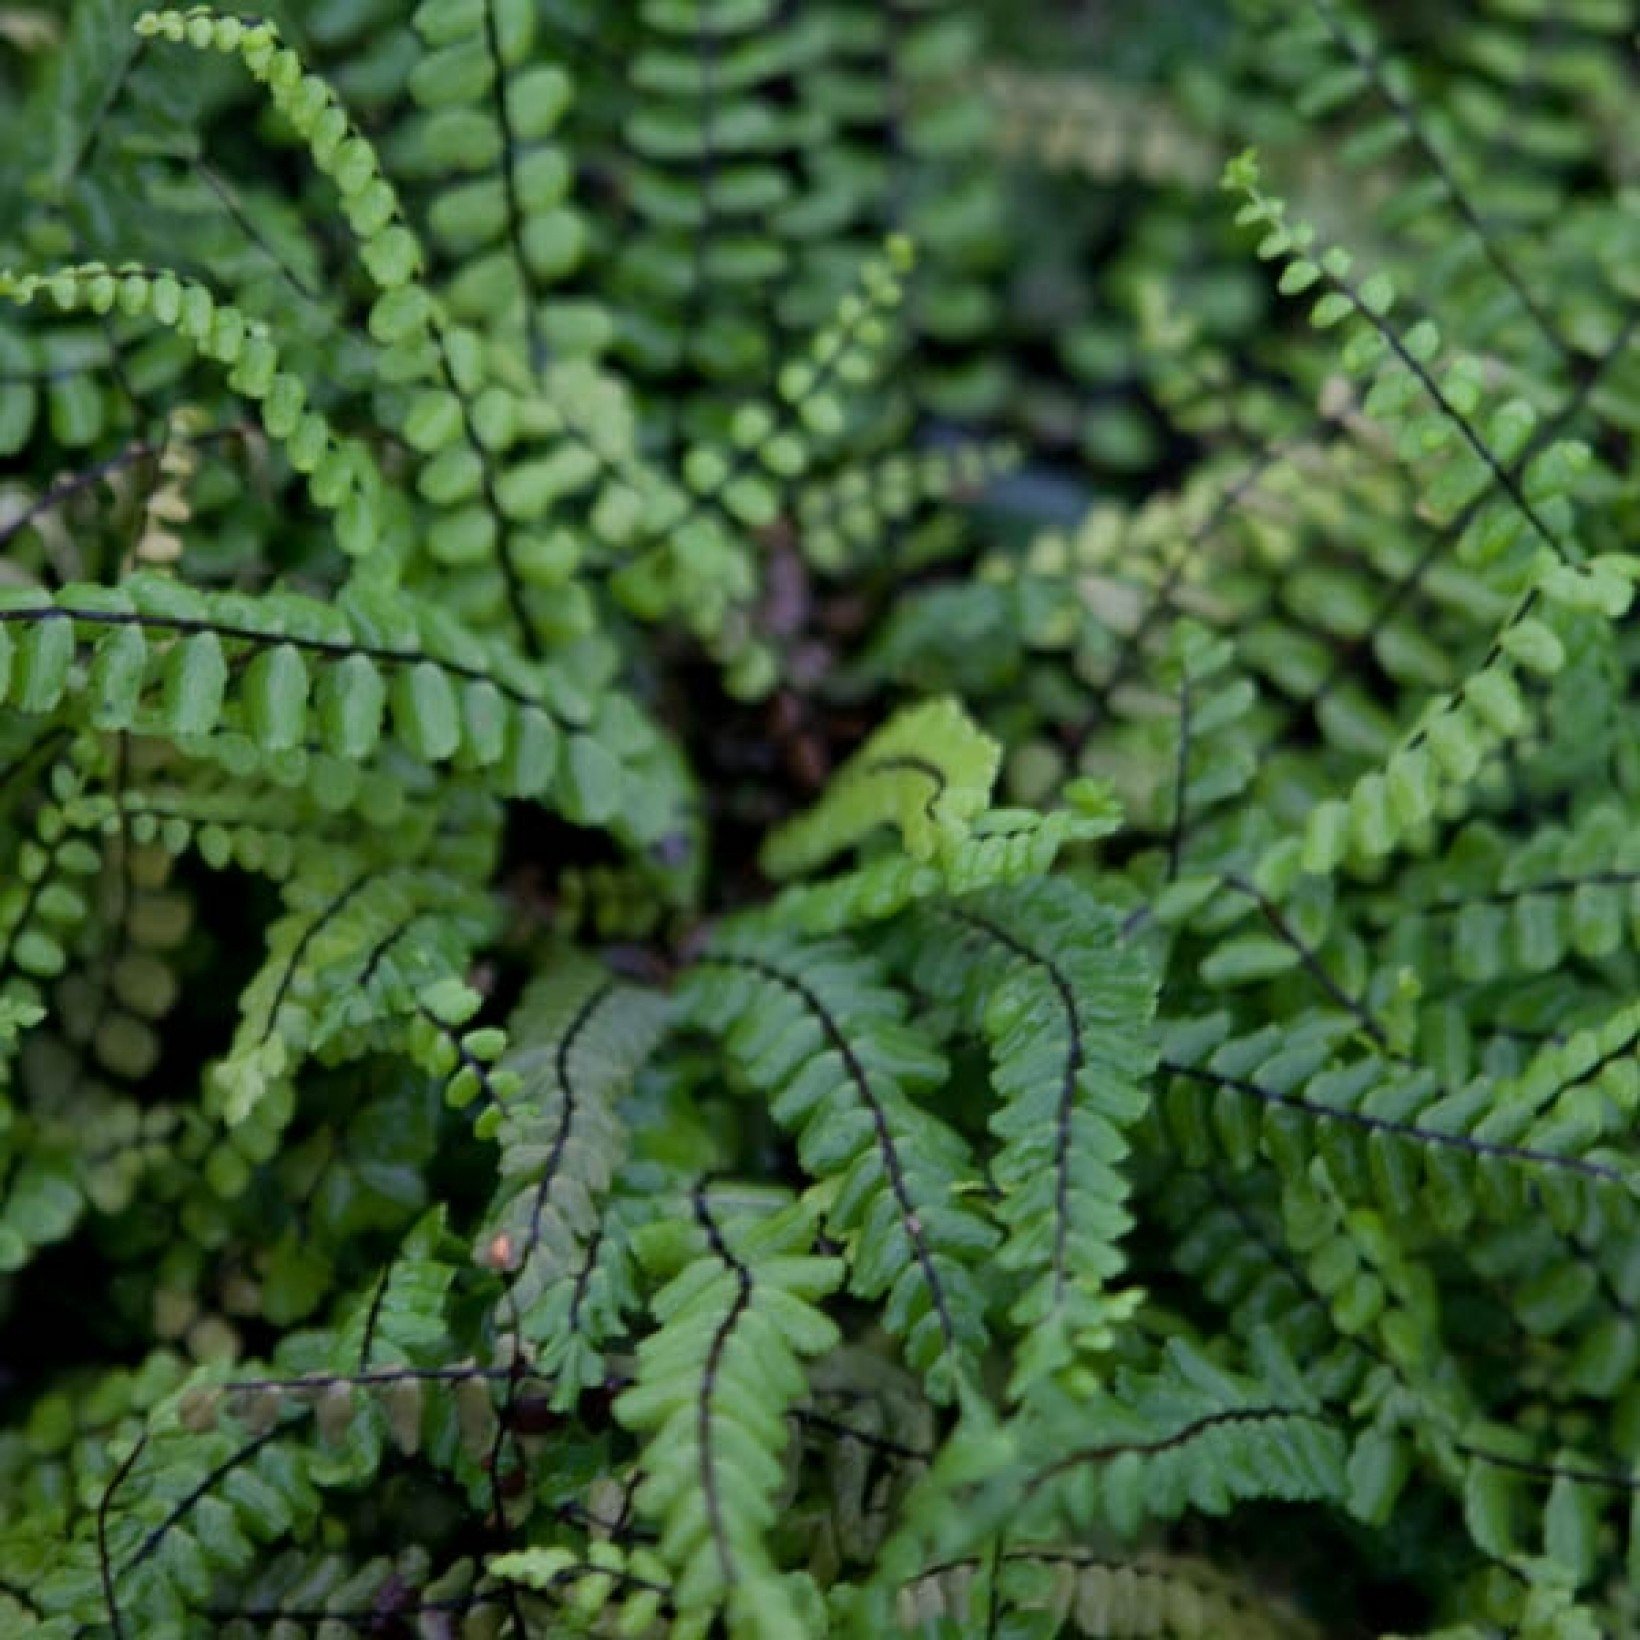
479, 951, 669, 1397
7, 3, 1640, 1636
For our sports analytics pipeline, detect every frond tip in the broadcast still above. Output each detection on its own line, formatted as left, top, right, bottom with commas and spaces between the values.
762, 697, 1002, 877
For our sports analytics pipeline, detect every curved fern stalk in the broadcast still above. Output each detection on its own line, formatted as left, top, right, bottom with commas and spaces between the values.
615, 1189, 841, 1638
399, 7, 656, 654
907, 878, 1157, 1394
1225, 147, 1578, 537
478, 952, 670, 1399
134, 10, 426, 313
857, 1340, 1343, 1633
399, 971, 516, 1121
683, 925, 995, 1401
0, 263, 387, 569
72, 1393, 327, 1636
1000, 1339, 1346, 1546
317, 877, 502, 1077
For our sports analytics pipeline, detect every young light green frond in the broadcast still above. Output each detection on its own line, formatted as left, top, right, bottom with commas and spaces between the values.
762, 696, 1002, 878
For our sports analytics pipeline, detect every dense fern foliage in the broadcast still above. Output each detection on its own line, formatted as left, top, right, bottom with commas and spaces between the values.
6, 1, 1640, 1634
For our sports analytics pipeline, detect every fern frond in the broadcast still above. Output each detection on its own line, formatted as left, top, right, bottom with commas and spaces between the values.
403, 0, 589, 365
479, 951, 669, 1394
615, 1189, 840, 1637
759, 797, 1120, 938
1001, 1340, 1347, 1545
488, 1539, 677, 1637
0, 261, 386, 567
909, 878, 1156, 1391
684, 925, 994, 1399
895, 1545, 1322, 1638
1152, 1010, 1640, 1235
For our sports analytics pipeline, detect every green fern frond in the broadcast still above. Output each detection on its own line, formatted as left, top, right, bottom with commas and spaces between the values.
684, 925, 995, 1399
615, 1189, 841, 1638
762, 695, 1001, 877
479, 952, 669, 1394
909, 878, 1157, 1391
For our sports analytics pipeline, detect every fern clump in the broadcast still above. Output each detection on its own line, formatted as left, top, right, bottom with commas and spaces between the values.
5, 2, 1640, 1635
